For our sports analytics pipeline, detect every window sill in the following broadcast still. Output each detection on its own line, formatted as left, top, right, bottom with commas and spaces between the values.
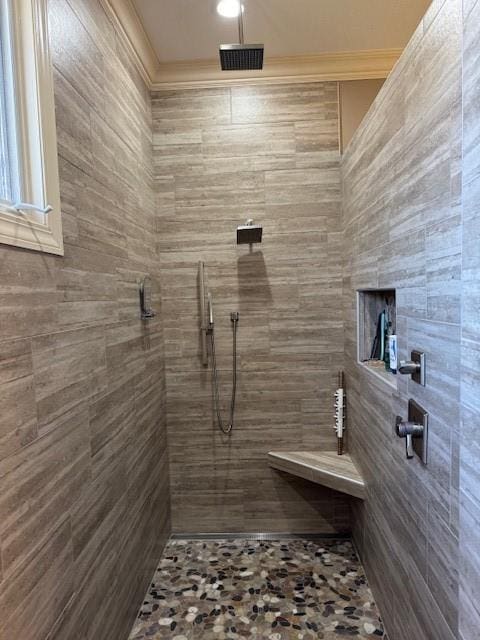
0, 206, 63, 255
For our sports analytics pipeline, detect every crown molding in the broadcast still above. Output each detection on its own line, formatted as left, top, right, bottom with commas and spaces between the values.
97, 1, 401, 92
100, 0, 159, 85
151, 49, 402, 91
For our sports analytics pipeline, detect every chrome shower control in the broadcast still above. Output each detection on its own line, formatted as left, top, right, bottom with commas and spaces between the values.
399, 350, 425, 385
395, 399, 428, 463
398, 362, 420, 375
395, 418, 424, 458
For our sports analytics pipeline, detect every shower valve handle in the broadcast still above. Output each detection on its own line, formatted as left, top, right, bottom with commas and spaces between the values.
398, 361, 421, 375
398, 350, 426, 385
395, 416, 425, 459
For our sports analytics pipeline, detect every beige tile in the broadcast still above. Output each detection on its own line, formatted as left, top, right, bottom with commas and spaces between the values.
0, 339, 37, 462
231, 83, 338, 124
342, 1, 465, 638
154, 81, 346, 537
0, 1, 170, 638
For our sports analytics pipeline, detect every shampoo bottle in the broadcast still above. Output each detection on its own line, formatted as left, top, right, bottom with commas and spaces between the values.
389, 335, 398, 374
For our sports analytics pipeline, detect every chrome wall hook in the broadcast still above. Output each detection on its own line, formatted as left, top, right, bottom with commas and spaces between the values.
139, 276, 155, 320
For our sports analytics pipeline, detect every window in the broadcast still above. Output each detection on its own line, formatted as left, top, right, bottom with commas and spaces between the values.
0, 0, 63, 255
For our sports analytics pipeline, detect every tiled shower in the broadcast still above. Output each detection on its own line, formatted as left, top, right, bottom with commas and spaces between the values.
154, 82, 349, 534
0, 0, 478, 640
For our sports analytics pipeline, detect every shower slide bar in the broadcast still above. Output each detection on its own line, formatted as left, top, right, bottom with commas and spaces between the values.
199, 261, 208, 366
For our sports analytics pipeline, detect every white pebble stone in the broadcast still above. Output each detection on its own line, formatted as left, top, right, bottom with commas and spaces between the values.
185, 613, 196, 622
263, 594, 270, 601
364, 622, 377, 634
159, 618, 173, 626
188, 606, 198, 613
173, 636, 188, 640
240, 616, 250, 624
269, 634, 281, 640
261, 570, 268, 578
213, 626, 224, 633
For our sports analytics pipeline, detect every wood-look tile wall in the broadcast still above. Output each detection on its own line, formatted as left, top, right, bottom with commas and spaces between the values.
152, 83, 351, 534
0, 1, 170, 639
460, 1, 480, 637
342, 0, 463, 638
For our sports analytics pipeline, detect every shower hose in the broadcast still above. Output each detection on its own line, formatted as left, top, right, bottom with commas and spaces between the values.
209, 312, 239, 434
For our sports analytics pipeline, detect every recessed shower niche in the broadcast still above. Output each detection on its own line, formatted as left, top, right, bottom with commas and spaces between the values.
357, 289, 397, 388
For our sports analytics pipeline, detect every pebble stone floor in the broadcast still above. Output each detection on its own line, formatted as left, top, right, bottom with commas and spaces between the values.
128, 538, 385, 639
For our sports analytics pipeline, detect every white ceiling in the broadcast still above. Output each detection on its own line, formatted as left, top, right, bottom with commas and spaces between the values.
132, 0, 431, 63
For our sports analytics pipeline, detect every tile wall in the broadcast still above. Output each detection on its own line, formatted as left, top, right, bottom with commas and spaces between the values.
1, 1, 478, 639
0, 1, 170, 638
152, 83, 351, 533
342, 0, 464, 638
460, 0, 480, 637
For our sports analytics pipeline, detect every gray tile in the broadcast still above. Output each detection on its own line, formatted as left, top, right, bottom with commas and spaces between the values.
342, 2, 464, 638
0, 1, 170, 638
153, 81, 346, 534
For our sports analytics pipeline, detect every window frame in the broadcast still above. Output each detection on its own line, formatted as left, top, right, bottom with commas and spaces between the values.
0, 0, 63, 255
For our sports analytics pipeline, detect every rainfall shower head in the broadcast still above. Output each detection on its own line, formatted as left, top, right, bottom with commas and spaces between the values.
219, 2, 264, 71
237, 219, 263, 244
220, 44, 264, 71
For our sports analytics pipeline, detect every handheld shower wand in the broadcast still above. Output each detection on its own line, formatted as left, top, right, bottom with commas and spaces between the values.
208, 297, 239, 435
199, 262, 239, 435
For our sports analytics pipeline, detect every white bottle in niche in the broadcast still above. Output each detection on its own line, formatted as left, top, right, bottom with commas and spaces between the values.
389, 335, 398, 373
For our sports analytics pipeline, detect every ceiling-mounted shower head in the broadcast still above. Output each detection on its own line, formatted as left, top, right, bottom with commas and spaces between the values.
219, 2, 264, 71
237, 219, 263, 244
220, 44, 264, 71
